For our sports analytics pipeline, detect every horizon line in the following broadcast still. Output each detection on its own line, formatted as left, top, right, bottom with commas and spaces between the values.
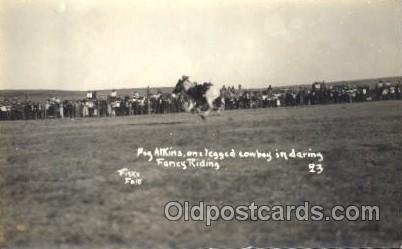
0, 75, 401, 92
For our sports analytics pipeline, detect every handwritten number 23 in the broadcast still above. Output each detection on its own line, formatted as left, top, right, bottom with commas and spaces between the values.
309, 163, 323, 174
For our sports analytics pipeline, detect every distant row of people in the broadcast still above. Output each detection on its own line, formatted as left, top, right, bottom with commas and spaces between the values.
0, 93, 182, 120
0, 80, 400, 121
222, 81, 401, 109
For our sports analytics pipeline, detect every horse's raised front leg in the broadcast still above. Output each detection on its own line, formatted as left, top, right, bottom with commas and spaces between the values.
183, 100, 194, 112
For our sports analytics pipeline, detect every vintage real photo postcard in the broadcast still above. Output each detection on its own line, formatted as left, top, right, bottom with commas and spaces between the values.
0, 0, 401, 248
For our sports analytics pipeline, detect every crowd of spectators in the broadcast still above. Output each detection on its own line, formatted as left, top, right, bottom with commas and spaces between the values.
0, 80, 400, 121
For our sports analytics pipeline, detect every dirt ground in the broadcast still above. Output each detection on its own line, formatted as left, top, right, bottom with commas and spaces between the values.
0, 100, 401, 248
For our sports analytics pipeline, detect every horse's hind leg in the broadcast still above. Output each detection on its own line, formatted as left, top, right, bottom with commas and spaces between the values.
217, 97, 225, 113
200, 98, 214, 120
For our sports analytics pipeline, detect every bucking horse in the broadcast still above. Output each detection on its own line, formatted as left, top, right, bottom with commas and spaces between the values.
173, 75, 224, 119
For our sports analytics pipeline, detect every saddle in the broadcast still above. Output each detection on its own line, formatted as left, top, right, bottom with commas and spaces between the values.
186, 82, 211, 103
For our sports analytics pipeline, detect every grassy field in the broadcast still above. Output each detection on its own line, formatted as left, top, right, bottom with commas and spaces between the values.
0, 100, 401, 248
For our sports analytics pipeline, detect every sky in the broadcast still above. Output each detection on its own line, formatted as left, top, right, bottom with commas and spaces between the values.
0, 0, 401, 90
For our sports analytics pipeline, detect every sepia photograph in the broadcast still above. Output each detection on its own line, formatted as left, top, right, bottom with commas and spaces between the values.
0, 0, 401, 248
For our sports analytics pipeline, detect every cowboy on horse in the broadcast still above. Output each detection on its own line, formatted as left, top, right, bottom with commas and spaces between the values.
173, 75, 224, 119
